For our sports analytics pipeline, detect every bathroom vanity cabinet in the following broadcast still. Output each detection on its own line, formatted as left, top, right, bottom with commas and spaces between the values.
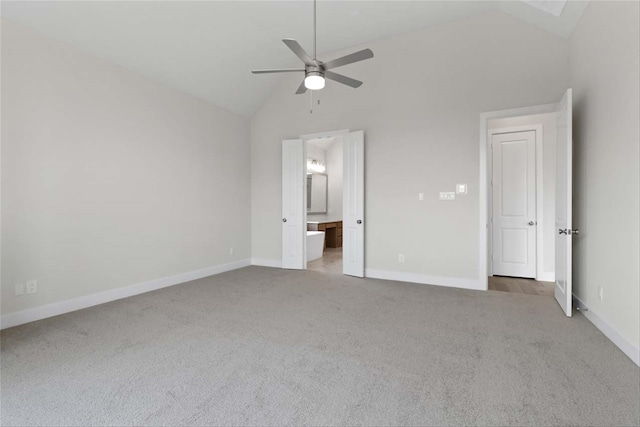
307, 219, 343, 249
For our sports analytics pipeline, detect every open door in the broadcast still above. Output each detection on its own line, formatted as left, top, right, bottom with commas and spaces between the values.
282, 139, 305, 269
555, 89, 573, 316
343, 130, 365, 277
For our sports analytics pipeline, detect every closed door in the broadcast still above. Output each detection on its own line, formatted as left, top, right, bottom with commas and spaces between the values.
343, 130, 365, 277
281, 139, 305, 269
492, 130, 537, 278
555, 89, 573, 317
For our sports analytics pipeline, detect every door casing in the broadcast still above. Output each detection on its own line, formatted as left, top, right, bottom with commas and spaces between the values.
479, 103, 557, 291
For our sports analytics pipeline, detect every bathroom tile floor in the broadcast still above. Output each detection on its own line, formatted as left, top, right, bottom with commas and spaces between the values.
307, 248, 343, 275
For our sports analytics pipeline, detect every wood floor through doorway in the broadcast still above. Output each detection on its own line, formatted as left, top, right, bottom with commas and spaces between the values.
489, 275, 554, 296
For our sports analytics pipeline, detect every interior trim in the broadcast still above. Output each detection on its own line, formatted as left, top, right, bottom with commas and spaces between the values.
0, 259, 251, 330
251, 258, 283, 268
365, 268, 484, 291
573, 295, 640, 366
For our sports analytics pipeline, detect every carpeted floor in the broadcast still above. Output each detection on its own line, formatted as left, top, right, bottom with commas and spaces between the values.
1, 266, 639, 426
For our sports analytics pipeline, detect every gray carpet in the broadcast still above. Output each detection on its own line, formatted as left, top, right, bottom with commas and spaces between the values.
1, 266, 639, 426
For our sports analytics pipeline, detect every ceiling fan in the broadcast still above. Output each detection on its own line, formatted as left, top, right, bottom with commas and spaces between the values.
251, 0, 374, 94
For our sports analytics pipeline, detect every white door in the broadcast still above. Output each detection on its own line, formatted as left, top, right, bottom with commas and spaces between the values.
492, 130, 537, 278
343, 130, 365, 277
555, 89, 573, 317
282, 139, 305, 269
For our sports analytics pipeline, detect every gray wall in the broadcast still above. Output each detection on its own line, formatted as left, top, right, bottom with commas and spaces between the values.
250, 11, 570, 283
1, 20, 251, 315
570, 1, 640, 349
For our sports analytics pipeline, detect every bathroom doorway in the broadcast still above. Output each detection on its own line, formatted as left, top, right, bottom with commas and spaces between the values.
280, 129, 365, 277
305, 135, 344, 274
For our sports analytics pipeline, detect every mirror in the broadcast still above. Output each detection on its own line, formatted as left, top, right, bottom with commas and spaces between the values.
307, 173, 327, 214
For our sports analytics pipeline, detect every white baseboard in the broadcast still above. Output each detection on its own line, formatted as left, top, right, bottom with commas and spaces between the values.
537, 272, 555, 282
0, 259, 251, 330
573, 295, 640, 366
365, 269, 484, 291
251, 258, 282, 268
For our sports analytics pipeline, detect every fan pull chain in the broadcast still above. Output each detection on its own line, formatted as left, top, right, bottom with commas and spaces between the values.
309, 90, 321, 114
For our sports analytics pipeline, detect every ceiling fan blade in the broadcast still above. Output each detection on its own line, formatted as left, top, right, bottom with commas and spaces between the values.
282, 39, 314, 65
252, 68, 305, 74
324, 71, 363, 88
295, 79, 308, 95
321, 49, 374, 70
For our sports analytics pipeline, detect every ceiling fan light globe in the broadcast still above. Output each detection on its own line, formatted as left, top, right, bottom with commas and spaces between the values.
304, 73, 325, 90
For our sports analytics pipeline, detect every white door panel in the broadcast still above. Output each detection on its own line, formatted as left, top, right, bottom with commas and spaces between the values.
343, 130, 364, 277
555, 89, 573, 317
282, 139, 305, 270
492, 131, 537, 278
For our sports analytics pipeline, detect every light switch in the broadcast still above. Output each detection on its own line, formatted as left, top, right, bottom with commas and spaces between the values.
439, 192, 455, 201
456, 184, 467, 194
26, 280, 38, 294
418, 193, 424, 201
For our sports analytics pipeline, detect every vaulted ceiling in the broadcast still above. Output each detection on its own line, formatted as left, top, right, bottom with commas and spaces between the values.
1, 1, 589, 116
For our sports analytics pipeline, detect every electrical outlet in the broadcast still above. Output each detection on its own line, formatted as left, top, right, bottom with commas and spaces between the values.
398, 254, 405, 263
598, 286, 603, 301
439, 192, 455, 201
15, 283, 24, 296
26, 280, 37, 294
229, 247, 234, 255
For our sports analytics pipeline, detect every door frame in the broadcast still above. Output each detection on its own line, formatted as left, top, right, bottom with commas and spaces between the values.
479, 103, 556, 290
299, 129, 350, 269
488, 125, 544, 280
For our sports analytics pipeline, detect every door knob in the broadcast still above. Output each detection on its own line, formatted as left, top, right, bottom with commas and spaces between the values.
357, 220, 362, 224
282, 218, 287, 223
528, 221, 536, 226
570, 229, 580, 235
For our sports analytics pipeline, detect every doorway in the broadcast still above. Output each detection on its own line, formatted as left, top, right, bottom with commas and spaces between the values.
489, 127, 542, 280
305, 135, 344, 274
488, 126, 553, 297
479, 89, 574, 316
281, 129, 365, 277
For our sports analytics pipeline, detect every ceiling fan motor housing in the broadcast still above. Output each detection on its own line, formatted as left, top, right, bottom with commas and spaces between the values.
306, 64, 324, 78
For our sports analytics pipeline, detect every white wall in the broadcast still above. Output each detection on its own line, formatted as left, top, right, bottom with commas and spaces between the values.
306, 143, 327, 215
306, 145, 327, 164
570, 2, 640, 351
251, 11, 569, 285
1, 20, 251, 316
488, 112, 557, 281
326, 138, 343, 217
